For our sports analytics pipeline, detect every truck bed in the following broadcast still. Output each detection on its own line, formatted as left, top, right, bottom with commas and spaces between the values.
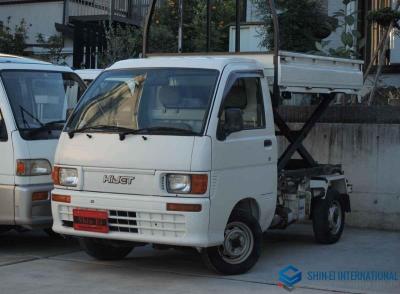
148, 51, 364, 95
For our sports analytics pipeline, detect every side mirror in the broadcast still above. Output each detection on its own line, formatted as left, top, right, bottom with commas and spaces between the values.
281, 92, 292, 100
219, 108, 243, 139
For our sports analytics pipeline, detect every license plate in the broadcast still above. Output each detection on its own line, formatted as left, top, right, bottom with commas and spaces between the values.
73, 209, 109, 233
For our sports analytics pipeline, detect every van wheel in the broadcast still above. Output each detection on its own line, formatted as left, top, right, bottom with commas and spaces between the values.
79, 238, 134, 260
312, 188, 345, 244
201, 210, 262, 275
44, 228, 61, 238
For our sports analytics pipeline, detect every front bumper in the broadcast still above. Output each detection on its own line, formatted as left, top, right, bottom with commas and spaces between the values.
15, 184, 53, 229
51, 189, 218, 247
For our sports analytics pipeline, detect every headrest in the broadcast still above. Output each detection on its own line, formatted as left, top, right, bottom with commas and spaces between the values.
159, 86, 182, 108
224, 85, 247, 109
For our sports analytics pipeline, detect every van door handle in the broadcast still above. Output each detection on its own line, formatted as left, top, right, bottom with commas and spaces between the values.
264, 139, 272, 147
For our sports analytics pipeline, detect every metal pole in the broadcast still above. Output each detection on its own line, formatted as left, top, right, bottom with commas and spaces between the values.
235, 0, 240, 52
268, 0, 280, 107
206, 0, 211, 52
178, 0, 183, 53
142, 0, 157, 57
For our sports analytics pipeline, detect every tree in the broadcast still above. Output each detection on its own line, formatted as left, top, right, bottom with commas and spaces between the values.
36, 33, 67, 64
252, 0, 337, 52
366, 2, 400, 105
99, 23, 142, 68
0, 17, 30, 55
149, 0, 239, 53
315, 0, 363, 58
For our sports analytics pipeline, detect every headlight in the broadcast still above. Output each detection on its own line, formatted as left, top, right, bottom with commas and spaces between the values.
167, 174, 191, 193
166, 174, 208, 195
16, 159, 51, 176
52, 166, 78, 187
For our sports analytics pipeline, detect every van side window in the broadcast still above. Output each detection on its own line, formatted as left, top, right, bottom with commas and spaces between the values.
0, 109, 7, 141
220, 77, 265, 129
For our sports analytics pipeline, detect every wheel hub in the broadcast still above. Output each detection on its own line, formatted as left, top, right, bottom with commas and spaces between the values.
328, 200, 342, 234
219, 221, 254, 264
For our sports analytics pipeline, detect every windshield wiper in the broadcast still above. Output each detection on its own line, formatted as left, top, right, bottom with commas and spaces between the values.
24, 120, 66, 135
119, 126, 197, 141
43, 120, 66, 127
68, 124, 133, 139
19, 106, 44, 128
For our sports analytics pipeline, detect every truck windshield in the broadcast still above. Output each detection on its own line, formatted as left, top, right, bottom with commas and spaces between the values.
66, 68, 219, 136
1, 70, 85, 140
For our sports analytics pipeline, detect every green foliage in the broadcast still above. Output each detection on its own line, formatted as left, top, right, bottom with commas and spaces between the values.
368, 7, 400, 30
36, 33, 67, 64
0, 17, 30, 55
99, 23, 142, 68
315, 0, 362, 58
150, 0, 238, 53
252, 0, 338, 52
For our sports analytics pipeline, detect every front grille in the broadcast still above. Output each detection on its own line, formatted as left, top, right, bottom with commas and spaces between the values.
58, 206, 186, 237
109, 210, 138, 233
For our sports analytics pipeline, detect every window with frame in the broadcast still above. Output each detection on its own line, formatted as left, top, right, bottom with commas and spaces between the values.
220, 77, 265, 130
0, 109, 7, 141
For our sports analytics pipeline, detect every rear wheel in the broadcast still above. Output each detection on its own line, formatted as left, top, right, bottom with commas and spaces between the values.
201, 210, 262, 275
312, 188, 345, 244
79, 238, 134, 260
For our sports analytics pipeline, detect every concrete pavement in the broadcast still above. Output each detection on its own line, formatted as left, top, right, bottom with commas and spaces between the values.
0, 224, 399, 294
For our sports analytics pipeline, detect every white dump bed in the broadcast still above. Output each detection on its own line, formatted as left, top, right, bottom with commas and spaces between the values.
231, 51, 363, 94
138, 51, 364, 94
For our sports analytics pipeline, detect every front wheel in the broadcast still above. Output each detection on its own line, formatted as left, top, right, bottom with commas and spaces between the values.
201, 210, 262, 275
79, 238, 134, 260
312, 188, 345, 244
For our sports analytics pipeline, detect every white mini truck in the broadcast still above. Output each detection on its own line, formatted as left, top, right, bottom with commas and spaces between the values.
0, 54, 85, 232
51, 52, 363, 274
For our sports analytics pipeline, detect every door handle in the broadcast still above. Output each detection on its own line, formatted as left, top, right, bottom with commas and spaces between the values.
264, 139, 272, 147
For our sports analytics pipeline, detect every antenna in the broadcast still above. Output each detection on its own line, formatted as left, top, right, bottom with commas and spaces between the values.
268, 0, 280, 107
142, 0, 156, 58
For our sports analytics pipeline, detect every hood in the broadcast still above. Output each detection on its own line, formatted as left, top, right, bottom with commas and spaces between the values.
55, 132, 201, 196
55, 132, 195, 171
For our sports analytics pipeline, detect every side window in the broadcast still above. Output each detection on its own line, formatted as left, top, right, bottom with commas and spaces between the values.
0, 109, 7, 141
220, 77, 265, 130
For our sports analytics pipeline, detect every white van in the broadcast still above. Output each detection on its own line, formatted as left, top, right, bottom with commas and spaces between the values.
75, 69, 103, 85
0, 54, 86, 232
51, 53, 362, 274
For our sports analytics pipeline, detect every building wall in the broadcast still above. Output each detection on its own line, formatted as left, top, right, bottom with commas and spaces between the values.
280, 122, 400, 231
0, 1, 74, 65
0, 1, 64, 44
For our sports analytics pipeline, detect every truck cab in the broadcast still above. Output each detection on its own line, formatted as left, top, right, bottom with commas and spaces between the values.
51, 54, 362, 274
0, 54, 86, 231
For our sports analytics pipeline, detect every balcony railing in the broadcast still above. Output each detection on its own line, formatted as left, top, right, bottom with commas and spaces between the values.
64, 0, 151, 25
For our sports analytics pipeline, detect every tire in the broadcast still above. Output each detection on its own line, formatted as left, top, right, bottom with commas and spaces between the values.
44, 228, 61, 238
79, 238, 134, 260
0, 226, 12, 234
201, 210, 262, 275
312, 188, 345, 244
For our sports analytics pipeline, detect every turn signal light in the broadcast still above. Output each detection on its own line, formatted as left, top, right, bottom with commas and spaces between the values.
51, 194, 71, 203
32, 191, 49, 201
166, 203, 202, 212
191, 175, 208, 194
52, 166, 60, 185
